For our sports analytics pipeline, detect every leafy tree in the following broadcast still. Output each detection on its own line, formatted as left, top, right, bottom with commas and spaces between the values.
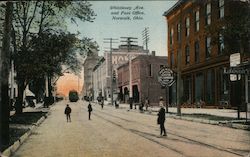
11, 1, 97, 114
206, 0, 250, 55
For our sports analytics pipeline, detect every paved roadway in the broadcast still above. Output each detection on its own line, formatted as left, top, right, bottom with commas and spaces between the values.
13, 100, 250, 157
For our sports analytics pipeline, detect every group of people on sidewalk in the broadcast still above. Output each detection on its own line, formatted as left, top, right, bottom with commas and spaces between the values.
64, 97, 167, 136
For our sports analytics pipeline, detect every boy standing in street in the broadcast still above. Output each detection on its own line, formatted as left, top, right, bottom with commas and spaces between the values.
157, 97, 167, 136
88, 103, 93, 120
64, 104, 72, 122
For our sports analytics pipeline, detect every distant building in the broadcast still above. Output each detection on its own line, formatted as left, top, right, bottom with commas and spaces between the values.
83, 50, 100, 99
117, 53, 168, 106
92, 45, 149, 101
164, 0, 250, 108
92, 57, 106, 100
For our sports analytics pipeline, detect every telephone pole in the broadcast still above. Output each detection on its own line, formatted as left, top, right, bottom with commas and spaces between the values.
104, 38, 118, 106
121, 37, 138, 108
142, 27, 149, 53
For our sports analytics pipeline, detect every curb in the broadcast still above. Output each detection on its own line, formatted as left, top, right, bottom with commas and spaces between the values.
2, 112, 49, 157
169, 115, 250, 131
119, 106, 250, 131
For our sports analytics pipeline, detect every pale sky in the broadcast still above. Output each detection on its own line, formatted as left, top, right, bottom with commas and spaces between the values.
57, 1, 177, 95
67, 1, 177, 56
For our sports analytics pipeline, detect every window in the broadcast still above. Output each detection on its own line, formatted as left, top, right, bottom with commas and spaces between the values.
195, 11, 199, 31
248, 76, 250, 102
148, 64, 152, 76
170, 51, 174, 67
206, 70, 215, 104
205, 3, 211, 25
218, 33, 224, 55
219, 68, 229, 101
185, 45, 190, 64
219, 0, 224, 18
184, 76, 192, 103
185, 17, 190, 37
177, 23, 181, 41
195, 73, 204, 102
195, 41, 200, 63
170, 27, 174, 45
206, 36, 211, 58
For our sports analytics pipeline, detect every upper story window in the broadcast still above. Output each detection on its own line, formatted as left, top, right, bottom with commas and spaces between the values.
195, 10, 200, 32
206, 36, 211, 58
185, 17, 190, 37
148, 64, 152, 77
170, 27, 174, 45
177, 23, 181, 42
219, 0, 224, 18
195, 41, 200, 63
218, 33, 224, 55
170, 51, 174, 67
205, 3, 211, 25
185, 45, 190, 64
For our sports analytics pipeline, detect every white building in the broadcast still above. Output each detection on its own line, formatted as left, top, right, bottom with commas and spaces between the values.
82, 50, 100, 99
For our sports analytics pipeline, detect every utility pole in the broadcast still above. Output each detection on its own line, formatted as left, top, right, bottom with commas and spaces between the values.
0, 1, 13, 150
142, 27, 149, 53
121, 37, 138, 109
104, 38, 118, 106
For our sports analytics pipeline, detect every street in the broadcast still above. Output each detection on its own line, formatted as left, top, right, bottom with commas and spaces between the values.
13, 100, 250, 157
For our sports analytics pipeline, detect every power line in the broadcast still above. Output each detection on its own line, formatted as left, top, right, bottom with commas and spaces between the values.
142, 27, 149, 52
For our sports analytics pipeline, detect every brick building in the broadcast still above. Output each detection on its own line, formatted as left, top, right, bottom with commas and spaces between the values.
163, 0, 250, 108
117, 53, 168, 106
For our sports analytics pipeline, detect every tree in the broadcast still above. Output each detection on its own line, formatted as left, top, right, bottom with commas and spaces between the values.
0, 1, 13, 150
206, 0, 250, 55
11, 1, 96, 114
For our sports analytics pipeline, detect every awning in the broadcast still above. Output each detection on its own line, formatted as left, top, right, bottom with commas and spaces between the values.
25, 89, 35, 97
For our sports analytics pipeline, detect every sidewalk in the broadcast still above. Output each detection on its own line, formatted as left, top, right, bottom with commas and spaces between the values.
117, 103, 249, 119
111, 103, 250, 131
10, 102, 45, 116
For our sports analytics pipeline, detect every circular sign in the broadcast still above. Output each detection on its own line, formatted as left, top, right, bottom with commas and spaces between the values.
158, 67, 175, 87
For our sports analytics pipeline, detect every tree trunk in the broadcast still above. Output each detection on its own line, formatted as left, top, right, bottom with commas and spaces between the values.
15, 79, 25, 114
0, 1, 13, 150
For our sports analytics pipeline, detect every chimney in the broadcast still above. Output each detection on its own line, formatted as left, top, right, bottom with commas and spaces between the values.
151, 51, 155, 56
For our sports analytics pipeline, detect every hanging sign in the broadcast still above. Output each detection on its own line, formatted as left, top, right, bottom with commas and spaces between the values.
158, 67, 175, 87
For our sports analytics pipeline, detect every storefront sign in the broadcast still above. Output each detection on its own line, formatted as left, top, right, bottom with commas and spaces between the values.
230, 53, 241, 81
158, 67, 175, 87
224, 67, 250, 75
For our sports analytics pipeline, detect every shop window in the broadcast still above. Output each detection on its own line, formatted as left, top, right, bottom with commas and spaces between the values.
195, 73, 204, 102
206, 70, 215, 104
184, 76, 192, 103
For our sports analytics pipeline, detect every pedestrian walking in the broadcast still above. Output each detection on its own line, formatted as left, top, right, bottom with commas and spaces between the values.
64, 104, 72, 122
88, 103, 93, 120
157, 97, 167, 136
145, 97, 149, 111
101, 96, 104, 109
